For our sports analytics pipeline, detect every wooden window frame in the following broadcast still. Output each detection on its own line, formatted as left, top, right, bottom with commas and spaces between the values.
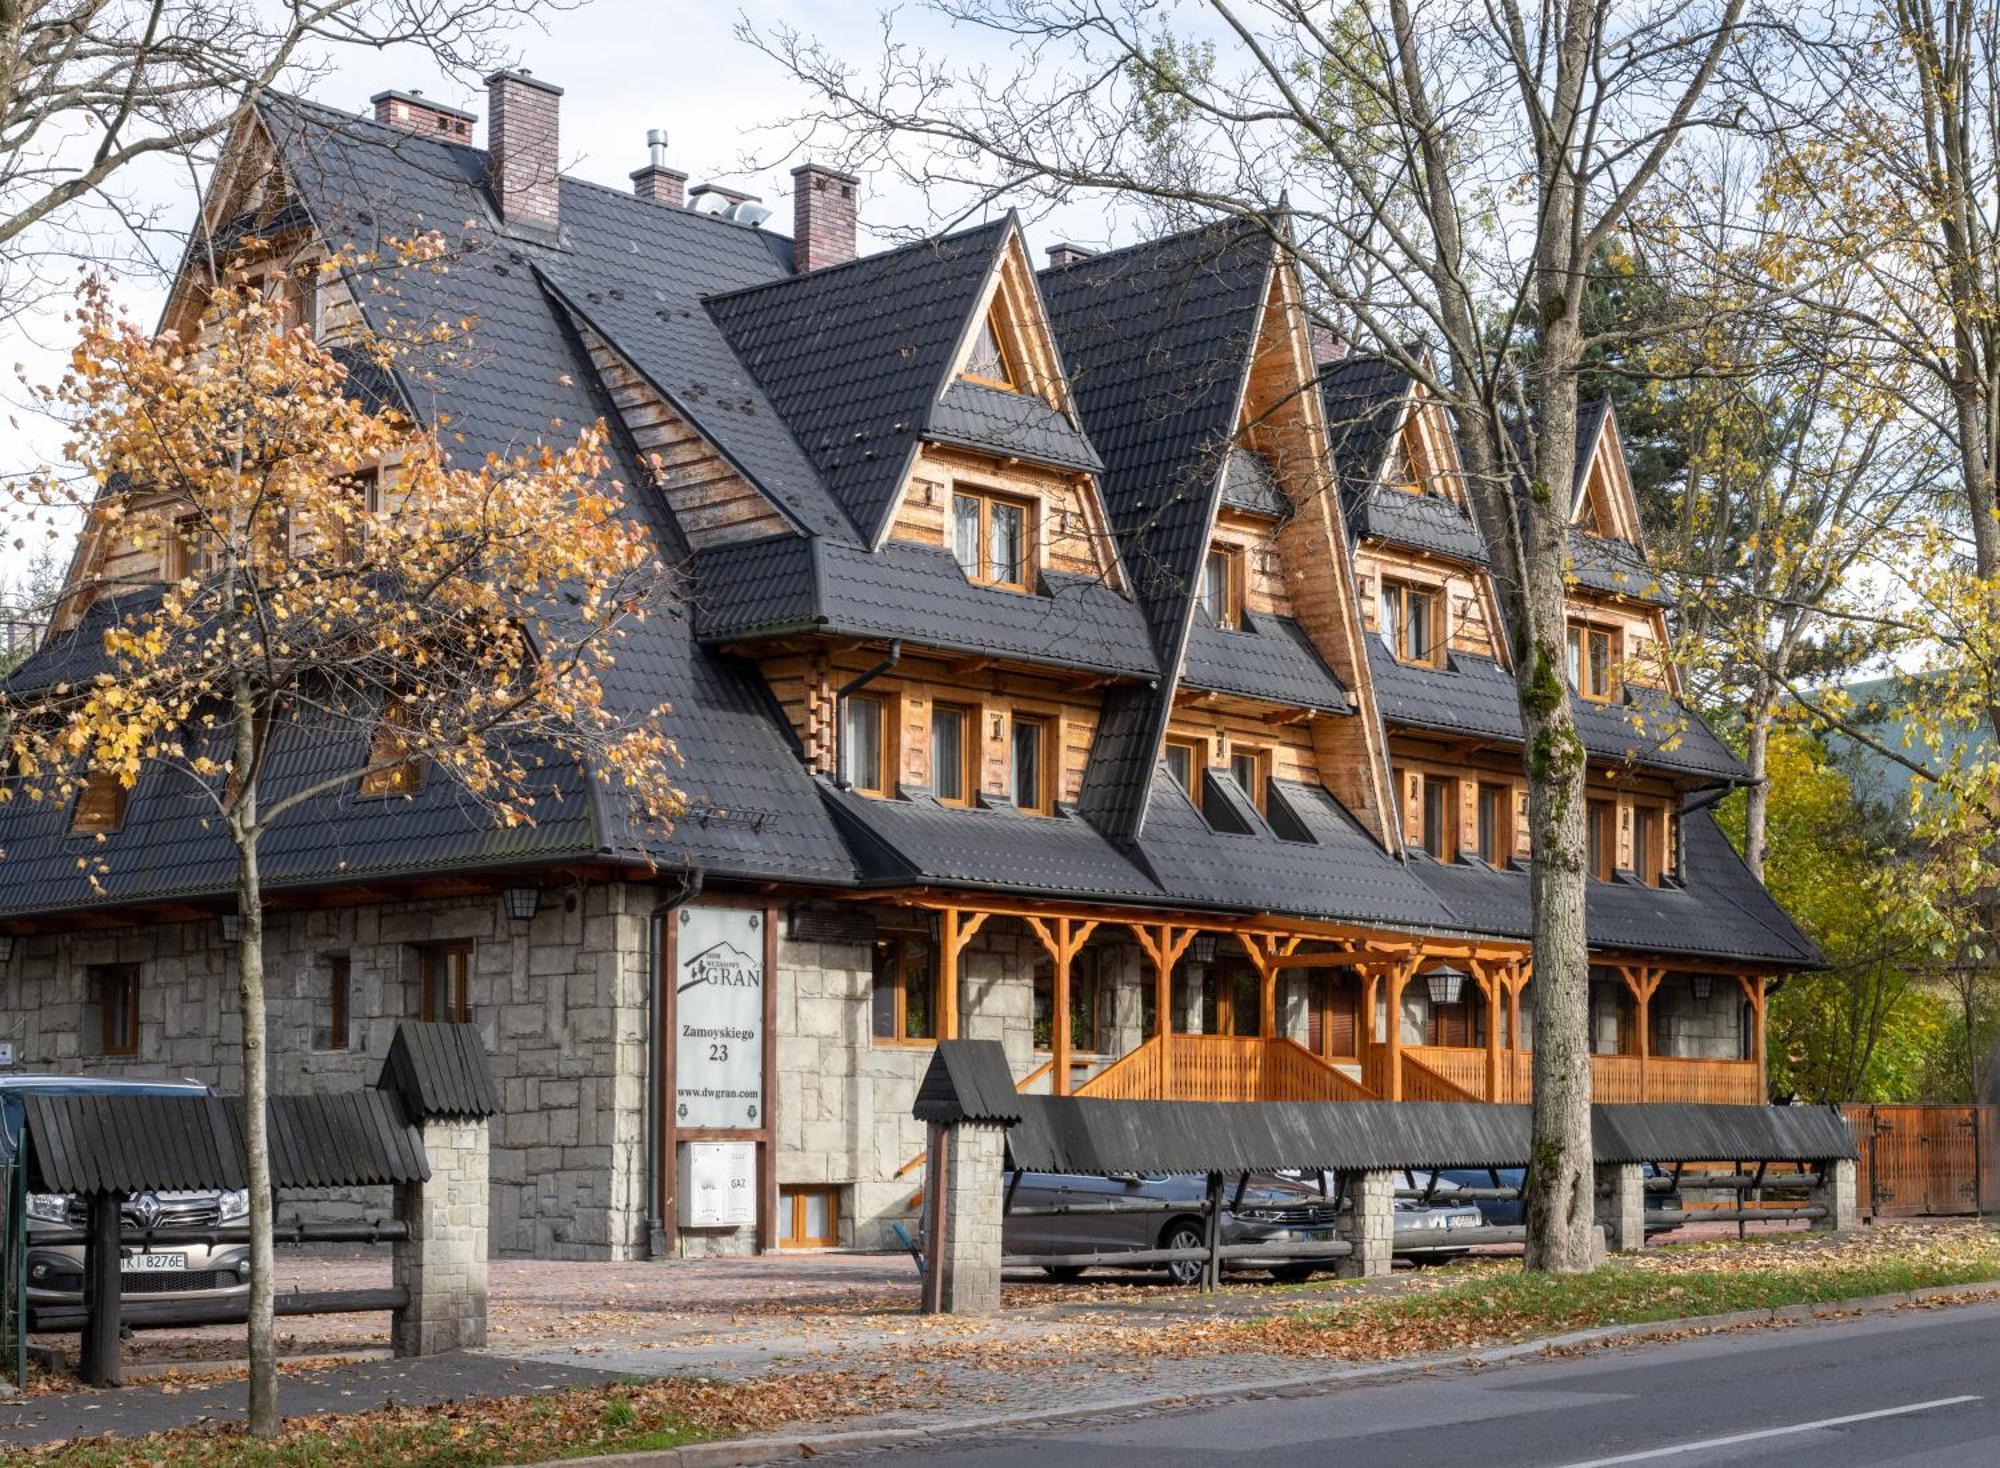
1380, 579, 1445, 667
69, 771, 129, 835
1230, 744, 1271, 814
320, 954, 352, 1051
1632, 803, 1665, 886
930, 702, 977, 807
1475, 781, 1512, 866
1201, 544, 1246, 630
1586, 798, 1618, 882
358, 702, 425, 799
871, 931, 939, 1045
1011, 712, 1055, 815
1567, 622, 1620, 702
418, 941, 472, 1024
325, 469, 381, 560
92, 964, 141, 1056
780, 1184, 842, 1248
842, 692, 891, 798
1420, 774, 1457, 862
950, 486, 1038, 592
959, 308, 1020, 391
1164, 735, 1205, 810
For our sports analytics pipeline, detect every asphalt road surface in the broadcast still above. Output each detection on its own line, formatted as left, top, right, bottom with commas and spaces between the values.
849, 1300, 2000, 1466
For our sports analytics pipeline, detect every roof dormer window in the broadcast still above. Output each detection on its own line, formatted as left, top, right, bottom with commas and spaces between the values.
951, 486, 1034, 591
960, 310, 1017, 390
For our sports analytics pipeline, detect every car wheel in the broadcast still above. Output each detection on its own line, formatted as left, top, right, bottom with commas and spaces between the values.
1268, 1263, 1318, 1284
1161, 1219, 1208, 1287
1041, 1265, 1087, 1281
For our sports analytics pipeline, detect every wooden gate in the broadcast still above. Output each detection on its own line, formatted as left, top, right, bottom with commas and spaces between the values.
1841, 1104, 2000, 1218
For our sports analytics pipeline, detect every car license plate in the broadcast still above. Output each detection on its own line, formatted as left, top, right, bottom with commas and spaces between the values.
1290, 1229, 1334, 1242
122, 1252, 187, 1273
1444, 1215, 1472, 1230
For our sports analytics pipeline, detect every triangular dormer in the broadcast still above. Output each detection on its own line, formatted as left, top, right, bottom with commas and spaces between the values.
1571, 401, 1644, 545
890, 221, 1125, 593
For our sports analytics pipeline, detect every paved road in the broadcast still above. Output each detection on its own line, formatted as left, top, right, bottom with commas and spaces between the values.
846, 1300, 2000, 1467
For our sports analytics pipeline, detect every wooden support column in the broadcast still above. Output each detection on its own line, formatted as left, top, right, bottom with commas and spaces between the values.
1237, 932, 1303, 1040
1133, 923, 1197, 1093
938, 907, 990, 1041
1620, 966, 1665, 1100
1507, 963, 1530, 1101
1385, 962, 1414, 1101
1026, 917, 1099, 1098
1477, 961, 1503, 1103
80, 1190, 124, 1387
1735, 974, 1768, 1092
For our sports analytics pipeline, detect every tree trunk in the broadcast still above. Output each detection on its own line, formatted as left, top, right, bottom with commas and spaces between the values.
231, 681, 277, 1436
1743, 700, 1771, 883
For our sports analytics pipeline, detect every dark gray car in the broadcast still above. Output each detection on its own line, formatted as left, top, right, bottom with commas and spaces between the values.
0, 1074, 252, 1307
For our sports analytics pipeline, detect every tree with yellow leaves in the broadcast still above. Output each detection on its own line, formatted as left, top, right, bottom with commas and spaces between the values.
1, 258, 683, 1434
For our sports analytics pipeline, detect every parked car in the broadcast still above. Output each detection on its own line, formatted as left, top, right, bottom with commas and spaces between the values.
1401, 1164, 1686, 1236
0, 1074, 252, 1307
996, 1170, 1482, 1285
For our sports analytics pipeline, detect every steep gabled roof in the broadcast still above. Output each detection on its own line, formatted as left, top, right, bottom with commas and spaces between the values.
704, 219, 1014, 544
1320, 355, 1489, 566
1041, 219, 1275, 836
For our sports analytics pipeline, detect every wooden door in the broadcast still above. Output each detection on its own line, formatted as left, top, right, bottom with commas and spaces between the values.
1306, 971, 1359, 1059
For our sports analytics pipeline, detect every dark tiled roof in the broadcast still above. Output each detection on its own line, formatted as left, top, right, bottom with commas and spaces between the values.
1220, 446, 1288, 517
822, 785, 1161, 902
1410, 810, 1822, 966
1369, 646, 1748, 782
1320, 355, 1408, 493
927, 381, 1101, 472
705, 220, 1012, 543
1040, 219, 1273, 836
692, 537, 1158, 678
1570, 528, 1671, 605
1137, 771, 1463, 931
1352, 486, 1489, 564
1180, 615, 1349, 710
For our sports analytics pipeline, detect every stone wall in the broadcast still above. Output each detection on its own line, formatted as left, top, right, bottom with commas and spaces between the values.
0, 884, 651, 1260
1652, 977, 1748, 1060
392, 1115, 490, 1355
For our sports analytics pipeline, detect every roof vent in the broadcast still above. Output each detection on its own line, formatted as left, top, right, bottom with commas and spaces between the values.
1046, 242, 1095, 268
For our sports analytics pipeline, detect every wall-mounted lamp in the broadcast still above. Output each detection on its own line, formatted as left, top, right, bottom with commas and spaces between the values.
1424, 963, 1468, 1007
0, 934, 15, 964
503, 886, 541, 923
1192, 932, 1218, 964
1690, 973, 1714, 1001
217, 913, 242, 943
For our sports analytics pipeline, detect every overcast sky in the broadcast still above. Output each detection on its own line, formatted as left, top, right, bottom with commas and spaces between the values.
0, 0, 1130, 589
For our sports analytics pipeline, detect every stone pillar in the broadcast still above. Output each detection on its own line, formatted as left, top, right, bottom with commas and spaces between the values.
1596, 1162, 1646, 1253
392, 1116, 490, 1355
1813, 1158, 1860, 1234
926, 1122, 1006, 1314
1336, 1168, 1394, 1278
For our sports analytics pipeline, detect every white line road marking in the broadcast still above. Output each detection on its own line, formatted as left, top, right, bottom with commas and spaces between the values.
1552, 1395, 1983, 1466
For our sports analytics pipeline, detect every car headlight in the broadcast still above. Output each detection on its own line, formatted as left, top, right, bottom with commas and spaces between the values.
25, 1193, 69, 1225
217, 1189, 249, 1223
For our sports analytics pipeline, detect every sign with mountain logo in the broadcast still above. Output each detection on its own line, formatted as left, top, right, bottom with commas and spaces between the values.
675, 905, 764, 1130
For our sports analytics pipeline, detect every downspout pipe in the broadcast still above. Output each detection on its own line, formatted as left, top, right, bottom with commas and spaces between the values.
833, 640, 902, 788
644, 866, 704, 1260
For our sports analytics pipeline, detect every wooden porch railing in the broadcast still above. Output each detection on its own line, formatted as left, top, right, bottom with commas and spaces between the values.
1075, 1035, 1375, 1102
1400, 1050, 1483, 1103
1401, 1047, 1760, 1105
1406, 1046, 1489, 1099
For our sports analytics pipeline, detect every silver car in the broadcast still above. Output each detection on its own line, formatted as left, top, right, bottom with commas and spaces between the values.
1002, 1170, 1482, 1285
1, 1074, 251, 1308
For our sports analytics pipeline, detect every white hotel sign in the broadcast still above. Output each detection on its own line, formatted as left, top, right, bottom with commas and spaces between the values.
674, 905, 764, 1130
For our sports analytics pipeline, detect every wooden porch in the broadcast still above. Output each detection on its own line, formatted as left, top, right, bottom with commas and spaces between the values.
886, 894, 1771, 1107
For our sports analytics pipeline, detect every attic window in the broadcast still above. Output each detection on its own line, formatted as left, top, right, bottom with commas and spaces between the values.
1380, 580, 1443, 667
358, 703, 424, 797
71, 771, 129, 835
960, 311, 1017, 390
1200, 546, 1244, 630
951, 487, 1034, 591
1567, 622, 1619, 702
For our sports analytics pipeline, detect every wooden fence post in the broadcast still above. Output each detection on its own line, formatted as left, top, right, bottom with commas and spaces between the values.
79, 1190, 123, 1387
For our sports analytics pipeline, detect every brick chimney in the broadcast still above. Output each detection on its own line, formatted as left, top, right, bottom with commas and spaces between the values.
371, 90, 476, 142
1308, 319, 1347, 366
790, 163, 858, 273
1046, 242, 1095, 269
630, 129, 688, 207
485, 69, 562, 234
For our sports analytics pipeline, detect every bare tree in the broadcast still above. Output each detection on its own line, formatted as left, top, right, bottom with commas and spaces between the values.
750, 0, 1761, 1269
0, 0, 570, 320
